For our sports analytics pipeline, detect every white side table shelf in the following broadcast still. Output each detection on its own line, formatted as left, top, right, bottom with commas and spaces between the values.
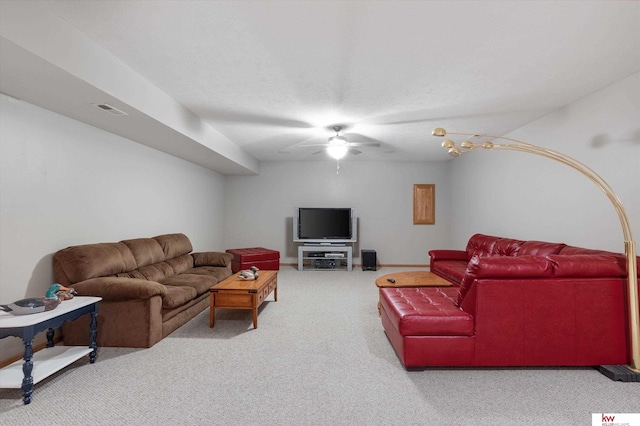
298, 245, 353, 271
0, 296, 101, 404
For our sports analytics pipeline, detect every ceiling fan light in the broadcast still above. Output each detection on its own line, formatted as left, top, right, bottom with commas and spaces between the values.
327, 145, 348, 159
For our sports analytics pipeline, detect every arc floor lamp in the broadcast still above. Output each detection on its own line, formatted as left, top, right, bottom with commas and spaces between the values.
433, 127, 639, 381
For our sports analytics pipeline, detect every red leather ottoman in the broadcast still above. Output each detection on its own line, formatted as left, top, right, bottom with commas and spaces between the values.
226, 247, 280, 273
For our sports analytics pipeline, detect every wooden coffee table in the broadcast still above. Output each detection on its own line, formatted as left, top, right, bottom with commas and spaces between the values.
209, 270, 277, 329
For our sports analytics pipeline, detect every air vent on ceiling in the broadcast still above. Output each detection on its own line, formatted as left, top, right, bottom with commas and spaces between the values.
91, 103, 128, 116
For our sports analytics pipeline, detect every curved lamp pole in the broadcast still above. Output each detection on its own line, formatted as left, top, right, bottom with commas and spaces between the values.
433, 127, 639, 378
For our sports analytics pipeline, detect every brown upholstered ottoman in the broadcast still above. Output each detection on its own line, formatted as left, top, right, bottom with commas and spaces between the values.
226, 247, 280, 273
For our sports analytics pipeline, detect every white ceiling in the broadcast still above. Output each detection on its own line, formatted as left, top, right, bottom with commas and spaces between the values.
2, 1, 639, 173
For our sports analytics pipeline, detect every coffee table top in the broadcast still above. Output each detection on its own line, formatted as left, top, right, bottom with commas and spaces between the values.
211, 270, 277, 291
375, 271, 451, 288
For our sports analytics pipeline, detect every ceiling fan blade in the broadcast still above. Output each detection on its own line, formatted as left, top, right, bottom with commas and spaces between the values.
343, 132, 380, 142
343, 132, 385, 147
294, 143, 330, 148
349, 148, 362, 155
198, 108, 314, 128
347, 142, 380, 148
312, 149, 326, 155
281, 135, 326, 151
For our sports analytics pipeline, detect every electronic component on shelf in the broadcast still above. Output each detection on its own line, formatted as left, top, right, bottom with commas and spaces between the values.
324, 253, 344, 258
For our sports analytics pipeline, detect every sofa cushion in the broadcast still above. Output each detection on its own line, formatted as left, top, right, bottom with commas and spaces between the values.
184, 266, 232, 283
136, 262, 175, 282
161, 273, 219, 295
466, 234, 498, 258
162, 285, 197, 309
115, 270, 147, 279
380, 287, 473, 336
456, 255, 554, 305
492, 237, 524, 256
165, 254, 195, 275
121, 238, 166, 267
153, 233, 193, 259
518, 240, 566, 256
430, 260, 467, 284
53, 242, 137, 285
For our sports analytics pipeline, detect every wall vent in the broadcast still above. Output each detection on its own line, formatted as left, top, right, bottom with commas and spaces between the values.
91, 103, 128, 116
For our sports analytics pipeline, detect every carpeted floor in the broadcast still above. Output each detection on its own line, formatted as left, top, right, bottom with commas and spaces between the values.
1, 267, 638, 425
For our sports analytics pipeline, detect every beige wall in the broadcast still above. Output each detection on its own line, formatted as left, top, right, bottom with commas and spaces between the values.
449, 72, 640, 252
0, 94, 227, 358
223, 160, 452, 266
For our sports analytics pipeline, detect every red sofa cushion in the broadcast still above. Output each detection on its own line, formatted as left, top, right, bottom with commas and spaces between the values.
518, 240, 566, 256
466, 234, 498, 258
492, 237, 525, 256
430, 260, 467, 284
380, 287, 473, 336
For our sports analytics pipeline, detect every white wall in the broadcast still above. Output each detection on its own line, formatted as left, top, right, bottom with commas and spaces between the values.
449, 73, 640, 252
0, 94, 227, 357
224, 160, 451, 265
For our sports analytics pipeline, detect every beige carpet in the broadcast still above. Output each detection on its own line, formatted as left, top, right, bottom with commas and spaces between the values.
1, 267, 638, 425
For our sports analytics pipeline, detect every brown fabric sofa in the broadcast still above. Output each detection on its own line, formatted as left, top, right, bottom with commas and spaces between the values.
53, 233, 233, 348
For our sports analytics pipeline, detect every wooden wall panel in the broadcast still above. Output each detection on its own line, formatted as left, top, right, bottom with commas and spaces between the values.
413, 184, 435, 225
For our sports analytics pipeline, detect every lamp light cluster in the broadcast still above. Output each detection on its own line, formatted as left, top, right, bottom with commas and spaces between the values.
433, 128, 495, 156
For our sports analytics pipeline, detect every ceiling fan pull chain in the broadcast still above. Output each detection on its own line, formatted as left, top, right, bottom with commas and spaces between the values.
336, 159, 340, 174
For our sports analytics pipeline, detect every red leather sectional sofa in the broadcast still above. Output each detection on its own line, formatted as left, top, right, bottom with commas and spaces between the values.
379, 233, 639, 369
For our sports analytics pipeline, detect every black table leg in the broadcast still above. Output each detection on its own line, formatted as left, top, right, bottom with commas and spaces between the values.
46, 328, 54, 348
89, 310, 98, 363
20, 335, 34, 405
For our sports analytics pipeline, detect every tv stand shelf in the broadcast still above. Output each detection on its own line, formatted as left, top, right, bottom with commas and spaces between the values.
298, 245, 353, 271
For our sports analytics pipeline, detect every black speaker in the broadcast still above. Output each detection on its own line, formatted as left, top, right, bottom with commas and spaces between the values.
361, 250, 377, 271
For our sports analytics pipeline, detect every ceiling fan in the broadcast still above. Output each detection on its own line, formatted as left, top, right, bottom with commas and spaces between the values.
296, 125, 381, 159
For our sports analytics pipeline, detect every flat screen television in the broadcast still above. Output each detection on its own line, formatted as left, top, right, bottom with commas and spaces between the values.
293, 207, 357, 244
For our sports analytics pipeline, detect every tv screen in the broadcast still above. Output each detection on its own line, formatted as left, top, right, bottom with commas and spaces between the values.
296, 208, 354, 242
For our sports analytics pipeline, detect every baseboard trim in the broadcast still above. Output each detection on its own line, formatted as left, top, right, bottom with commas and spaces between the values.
279, 262, 429, 268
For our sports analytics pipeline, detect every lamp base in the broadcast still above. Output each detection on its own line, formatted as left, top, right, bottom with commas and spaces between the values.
599, 365, 640, 382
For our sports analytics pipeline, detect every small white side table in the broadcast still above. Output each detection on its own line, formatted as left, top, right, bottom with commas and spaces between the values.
0, 296, 101, 404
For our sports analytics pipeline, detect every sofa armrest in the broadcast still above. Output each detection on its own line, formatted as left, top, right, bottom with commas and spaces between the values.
192, 251, 233, 267
429, 250, 468, 261
546, 254, 625, 277
471, 255, 554, 278
71, 277, 167, 300
456, 255, 553, 306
